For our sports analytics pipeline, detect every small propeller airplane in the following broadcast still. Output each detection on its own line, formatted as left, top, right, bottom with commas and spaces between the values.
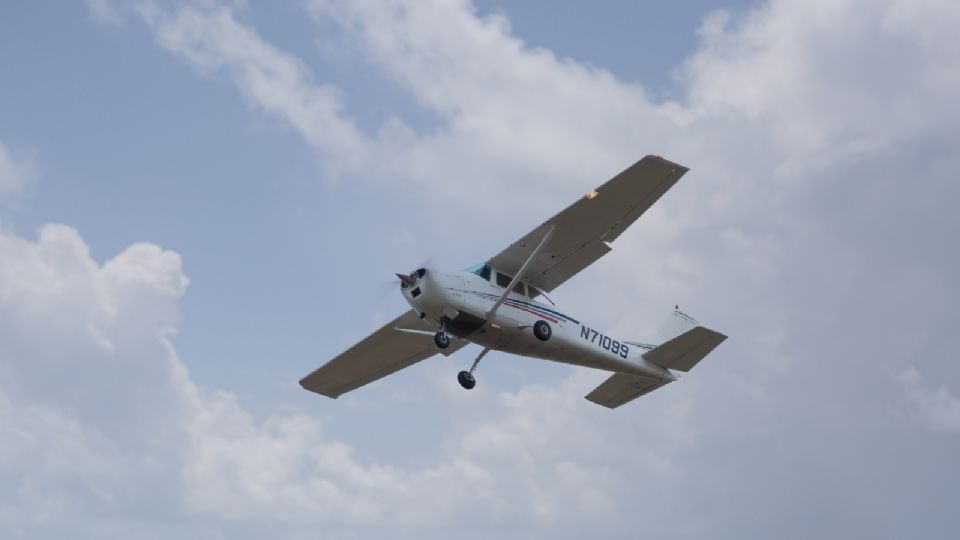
300, 155, 726, 408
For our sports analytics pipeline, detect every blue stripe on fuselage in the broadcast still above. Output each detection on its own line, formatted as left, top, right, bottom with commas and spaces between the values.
455, 289, 580, 324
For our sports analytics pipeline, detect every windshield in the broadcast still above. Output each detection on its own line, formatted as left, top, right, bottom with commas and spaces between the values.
465, 262, 492, 281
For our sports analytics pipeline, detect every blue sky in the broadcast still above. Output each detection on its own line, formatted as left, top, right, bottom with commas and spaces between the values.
2, 1, 959, 538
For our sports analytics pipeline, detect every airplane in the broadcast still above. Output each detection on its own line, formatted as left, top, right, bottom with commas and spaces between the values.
300, 155, 726, 408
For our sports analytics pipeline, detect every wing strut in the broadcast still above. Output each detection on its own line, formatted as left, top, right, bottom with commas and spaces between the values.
392, 327, 436, 337
486, 224, 557, 319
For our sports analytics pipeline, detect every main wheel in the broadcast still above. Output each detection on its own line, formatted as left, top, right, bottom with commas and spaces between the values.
457, 370, 476, 390
434, 331, 450, 349
533, 320, 552, 341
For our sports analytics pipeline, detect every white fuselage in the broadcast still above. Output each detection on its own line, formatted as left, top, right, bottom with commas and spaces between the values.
400, 269, 675, 381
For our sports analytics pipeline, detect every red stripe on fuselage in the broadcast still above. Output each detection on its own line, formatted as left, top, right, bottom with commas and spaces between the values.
504, 302, 559, 323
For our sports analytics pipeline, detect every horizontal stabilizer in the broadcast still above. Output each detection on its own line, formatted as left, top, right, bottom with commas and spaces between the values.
642, 326, 727, 372
585, 373, 673, 409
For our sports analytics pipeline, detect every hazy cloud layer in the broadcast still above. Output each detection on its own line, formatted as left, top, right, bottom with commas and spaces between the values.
4, 0, 959, 537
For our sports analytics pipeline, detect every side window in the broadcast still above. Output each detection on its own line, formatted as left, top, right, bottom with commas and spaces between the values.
528, 286, 542, 299
496, 272, 512, 288
513, 282, 526, 295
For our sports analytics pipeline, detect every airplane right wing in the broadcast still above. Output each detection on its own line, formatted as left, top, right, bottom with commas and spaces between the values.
300, 310, 467, 399
487, 156, 688, 293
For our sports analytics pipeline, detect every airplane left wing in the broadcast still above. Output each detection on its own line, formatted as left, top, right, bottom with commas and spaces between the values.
300, 310, 467, 399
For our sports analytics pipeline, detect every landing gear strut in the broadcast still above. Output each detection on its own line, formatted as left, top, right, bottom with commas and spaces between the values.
434, 318, 451, 349
458, 346, 491, 390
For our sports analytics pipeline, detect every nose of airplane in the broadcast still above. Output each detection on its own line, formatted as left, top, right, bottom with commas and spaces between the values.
396, 272, 416, 288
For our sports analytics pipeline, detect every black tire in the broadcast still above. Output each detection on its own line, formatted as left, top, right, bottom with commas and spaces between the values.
434, 331, 450, 349
533, 320, 552, 341
457, 370, 476, 390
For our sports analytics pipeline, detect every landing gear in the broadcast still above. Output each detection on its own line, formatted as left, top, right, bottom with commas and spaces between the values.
457, 370, 476, 389
457, 346, 490, 391
434, 318, 452, 349
533, 320, 552, 341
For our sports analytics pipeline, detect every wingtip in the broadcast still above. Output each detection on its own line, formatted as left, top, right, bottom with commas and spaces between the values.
641, 154, 689, 172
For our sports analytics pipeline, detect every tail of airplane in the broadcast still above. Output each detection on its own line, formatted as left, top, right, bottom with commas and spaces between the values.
635, 307, 727, 372
585, 308, 727, 409
622, 307, 703, 357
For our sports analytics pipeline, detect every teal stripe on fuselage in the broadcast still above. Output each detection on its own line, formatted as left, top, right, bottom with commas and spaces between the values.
623, 340, 656, 350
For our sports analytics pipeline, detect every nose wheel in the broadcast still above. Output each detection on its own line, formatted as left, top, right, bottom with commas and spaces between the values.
433, 331, 450, 349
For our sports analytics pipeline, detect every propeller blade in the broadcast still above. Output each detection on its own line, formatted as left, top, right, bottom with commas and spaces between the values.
396, 273, 416, 287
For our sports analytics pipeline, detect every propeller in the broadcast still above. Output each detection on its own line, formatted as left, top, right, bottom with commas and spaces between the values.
396, 273, 416, 287
373, 255, 436, 299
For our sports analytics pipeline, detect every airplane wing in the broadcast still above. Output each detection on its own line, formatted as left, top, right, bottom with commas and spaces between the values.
488, 155, 688, 292
585, 373, 673, 409
300, 310, 467, 399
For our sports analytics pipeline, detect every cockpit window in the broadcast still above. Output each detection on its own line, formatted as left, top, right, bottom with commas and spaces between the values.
466, 263, 492, 281
528, 286, 542, 299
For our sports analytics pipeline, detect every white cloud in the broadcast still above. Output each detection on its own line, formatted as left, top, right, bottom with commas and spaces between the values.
0, 142, 33, 195
120, 1, 368, 179
897, 367, 960, 433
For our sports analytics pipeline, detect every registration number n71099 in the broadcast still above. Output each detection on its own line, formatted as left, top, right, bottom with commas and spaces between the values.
580, 325, 629, 359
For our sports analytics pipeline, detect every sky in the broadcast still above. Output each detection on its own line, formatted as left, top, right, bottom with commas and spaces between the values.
1, 0, 959, 538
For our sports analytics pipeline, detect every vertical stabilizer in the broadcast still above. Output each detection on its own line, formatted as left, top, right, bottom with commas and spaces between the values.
625, 307, 700, 352
662, 307, 699, 343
